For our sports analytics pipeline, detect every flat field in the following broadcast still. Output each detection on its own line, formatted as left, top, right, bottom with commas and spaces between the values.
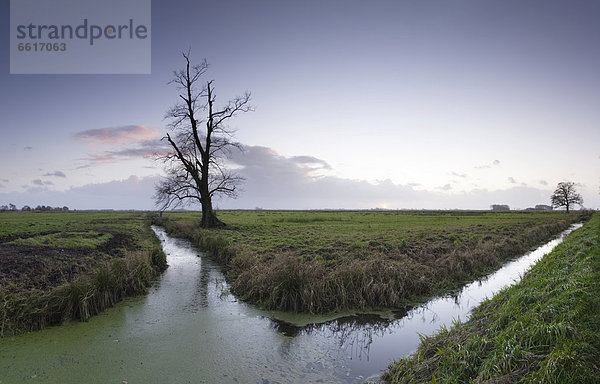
0, 211, 166, 336
156, 210, 588, 313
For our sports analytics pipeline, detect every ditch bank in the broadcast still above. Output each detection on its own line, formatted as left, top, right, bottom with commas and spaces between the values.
152, 211, 590, 314
382, 213, 600, 383
0, 216, 167, 337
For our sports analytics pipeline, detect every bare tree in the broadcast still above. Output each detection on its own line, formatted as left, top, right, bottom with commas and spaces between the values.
550, 181, 583, 213
155, 52, 252, 228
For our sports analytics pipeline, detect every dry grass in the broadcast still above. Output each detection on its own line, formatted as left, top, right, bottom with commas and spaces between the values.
153, 210, 590, 313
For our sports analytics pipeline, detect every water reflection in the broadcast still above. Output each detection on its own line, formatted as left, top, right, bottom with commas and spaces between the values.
267, 222, 582, 380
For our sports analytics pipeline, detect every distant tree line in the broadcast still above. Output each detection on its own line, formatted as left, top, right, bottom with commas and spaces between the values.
0, 204, 69, 212
524, 204, 553, 211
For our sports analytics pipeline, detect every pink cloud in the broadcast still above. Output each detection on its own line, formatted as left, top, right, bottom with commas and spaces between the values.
74, 125, 159, 145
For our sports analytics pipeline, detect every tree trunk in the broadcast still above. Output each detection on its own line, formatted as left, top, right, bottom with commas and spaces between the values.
200, 199, 224, 228
199, 175, 224, 228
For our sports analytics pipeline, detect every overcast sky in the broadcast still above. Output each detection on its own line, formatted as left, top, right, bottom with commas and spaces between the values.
1, 0, 599, 210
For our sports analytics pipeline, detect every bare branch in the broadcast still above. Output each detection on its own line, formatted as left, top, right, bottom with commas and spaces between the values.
156, 52, 252, 227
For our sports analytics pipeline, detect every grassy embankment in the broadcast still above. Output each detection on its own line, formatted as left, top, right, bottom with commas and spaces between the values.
154, 210, 588, 314
381, 212, 600, 383
0, 211, 166, 337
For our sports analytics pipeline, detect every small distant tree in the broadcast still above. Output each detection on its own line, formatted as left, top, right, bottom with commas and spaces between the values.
8, 203, 16, 211
551, 181, 583, 213
490, 204, 510, 211
22, 205, 31, 211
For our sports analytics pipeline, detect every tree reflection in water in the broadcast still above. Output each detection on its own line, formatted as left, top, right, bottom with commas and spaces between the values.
270, 308, 411, 361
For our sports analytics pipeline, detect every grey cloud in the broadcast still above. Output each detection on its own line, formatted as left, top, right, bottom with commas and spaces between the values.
71, 175, 157, 198
539, 180, 548, 186
24, 146, 33, 151
81, 140, 171, 166
220, 146, 569, 210
451, 172, 467, 178
223, 146, 424, 209
25, 186, 50, 193
508, 177, 517, 184
475, 160, 501, 169
32, 179, 44, 186
109, 145, 168, 158
0, 175, 159, 210
4, 146, 595, 211
290, 156, 331, 170
2, 166, 593, 211
43, 171, 67, 178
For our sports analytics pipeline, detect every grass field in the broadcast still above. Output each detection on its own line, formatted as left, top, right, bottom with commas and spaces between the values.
0, 211, 166, 337
381, 212, 600, 383
155, 210, 589, 313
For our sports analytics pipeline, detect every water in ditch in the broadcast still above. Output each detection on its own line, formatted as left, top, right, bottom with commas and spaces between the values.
0, 224, 581, 383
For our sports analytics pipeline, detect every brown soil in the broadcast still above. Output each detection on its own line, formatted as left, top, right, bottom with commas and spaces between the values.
0, 231, 135, 294
0, 245, 98, 292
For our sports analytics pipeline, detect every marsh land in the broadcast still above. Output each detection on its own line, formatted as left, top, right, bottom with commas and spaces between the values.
0, 211, 166, 336
154, 210, 587, 313
0, 209, 596, 383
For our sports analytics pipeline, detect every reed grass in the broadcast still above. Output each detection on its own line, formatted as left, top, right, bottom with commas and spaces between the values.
0, 248, 166, 337
153, 210, 590, 314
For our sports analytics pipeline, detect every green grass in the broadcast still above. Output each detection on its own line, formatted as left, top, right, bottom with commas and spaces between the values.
0, 211, 167, 337
6, 231, 113, 248
154, 210, 589, 313
381, 212, 600, 384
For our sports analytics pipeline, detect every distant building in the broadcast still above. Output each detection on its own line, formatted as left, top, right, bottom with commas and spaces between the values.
491, 204, 510, 211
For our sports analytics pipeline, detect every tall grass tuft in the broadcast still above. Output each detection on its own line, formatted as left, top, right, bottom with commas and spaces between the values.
0, 246, 167, 337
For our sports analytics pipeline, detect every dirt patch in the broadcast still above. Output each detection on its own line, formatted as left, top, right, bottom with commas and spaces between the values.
0, 229, 136, 294
0, 245, 109, 293
98, 231, 136, 254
